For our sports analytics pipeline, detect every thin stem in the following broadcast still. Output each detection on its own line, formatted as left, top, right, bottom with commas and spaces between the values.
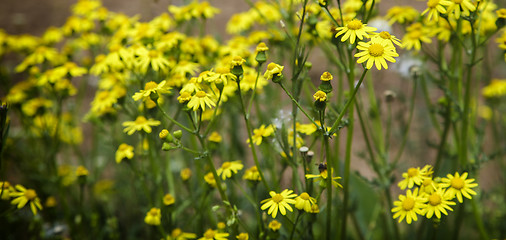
278, 82, 319, 129
329, 69, 369, 135
393, 76, 418, 164
289, 211, 303, 240
157, 104, 193, 133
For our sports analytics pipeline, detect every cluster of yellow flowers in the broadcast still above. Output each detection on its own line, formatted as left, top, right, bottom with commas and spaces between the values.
392, 165, 478, 224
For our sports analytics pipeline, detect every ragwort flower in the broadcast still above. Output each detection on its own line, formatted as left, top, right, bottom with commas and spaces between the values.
335, 19, 377, 44
144, 207, 161, 225
167, 228, 197, 240
391, 188, 426, 224
247, 124, 275, 145
187, 90, 216, 111
421, 187, 456, 219
10, 185, 43, 215
355, 37, 399, 70
122, 116, 161, 135
397, 165, 432, 190
198, 228, 229, 240
439, 172, 478, 203
243, 166, 261, 181
261, 189, 297, 218
132, 80, 171, 102
421, 0, 452, 22
294, 192, 317, 213
115, 143, 134, 163
216, 160, 244, 180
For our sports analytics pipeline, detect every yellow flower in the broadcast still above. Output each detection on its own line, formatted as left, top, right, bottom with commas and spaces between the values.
116, 143, 134, 163
446, 0, 476, 19
178, 91, 193, 103
294, 192, 317, 213
144, 208, 161, 225
335, 19, 377, 44
320, 72, 333, 81
355, 37, 399, 70
217, 161, 244, 180
10, 185, 43, 215
313, 90, 327, 102
296, 121, 322, 135
198, 228, 229, 240
263, 62, 284, 80
208, 131, 222, 143
122, 116, 161, 135
187, 91, 216, 111
1, 181, 13, 200
422, 0, 452, 22
497, 8, 506, 18
421, 188, 456, 219
386, 6, 419, 25
181, 168, 192, 181
439, 172, 478, 203
268, 220, 281, 231
167, 228, 197, 240
243, 166, 261, 182
256, 42, 269, 52
132, 80, 171, 102
231, 56, 246, 66
136, 48, 172, 74
239, 68, 267, 92
260, 189, 297, 218
482, 79, 506, 98
247, 124, 275, 145
204, 172, 217, 188
163, 193, 175, 206
76, 165, 89, 177
306, 169, 343, 188
45, 196, 57, 208
236, 233, 248, 240
391, 188, 426, 224
374, 31, 402, 47
398, 166, 432, 190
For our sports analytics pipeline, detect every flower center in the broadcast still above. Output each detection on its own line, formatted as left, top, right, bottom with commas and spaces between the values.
402, 197, 415, 211
196, 91, 207, 98
427, 0, 439, 8
135, 116, 147, 124
450, 177, 465, 190
407, 168, 418, 177
408, 30, 422, 39
379, 31, 391, 40
347, 19, 363, 30
149, 208, 158, 216
272, 194, 284, 203
422, 178, 431, 186
222, 162, 231, 169
144, 81, 158, 90
172, 228, 182, 237
148, 50, 159, 58
25, 189, 37, 200
300, 192, 310, 200
216, 66, 229, 74
428, 193, 442, 206
204, 229, 215, 239
368, 44, 384, 57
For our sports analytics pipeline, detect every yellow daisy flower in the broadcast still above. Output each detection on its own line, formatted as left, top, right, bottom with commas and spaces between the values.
115, 143, 134, 163
446, 0, 476, 19
335, 19, 377, 44
386, 6, 419, 25
421, 188, 456, 219
144, 208, 161, 225
236, 233, 249, 240
132, 80, 171, 102
268, 220, 281, 231
181, 168, 192, 181
122, 116, 161, 135
136, 48, 172, 74
216, 160, 244, 180
374, 31, 403, 47
163, 193, 175, 206
482, 79, 506, 98
355, 37, 399, 70
402, 23, 432, 51
198, 228, 229, 240
439, 172, 478, 203
167, 228, 197, 240
247, 124, 275, 145
294, 192, 317, 213
208, 131, 222, 143
1, 181, 14, 200
397, 166, 431, 190
306, 168, 343, 188
10, 185, 43, 215
422, 0, 452, 22
391, 188, 426, 224
263, 62, 284, 80
243, 166, 261, 182
313, 90, 327, 102
187, 90, 216, 111
261, 189, 297, 218
204, 172, 217, 188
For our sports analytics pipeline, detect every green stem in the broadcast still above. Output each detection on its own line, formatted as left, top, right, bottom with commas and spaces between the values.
329, 69, 368, 135
278, 82, 319, 129
237, 80, 270, 191
393, 75, 418, 164
324, 135, 333, 240
157, 104, 193, 133
289, 211, 303, 240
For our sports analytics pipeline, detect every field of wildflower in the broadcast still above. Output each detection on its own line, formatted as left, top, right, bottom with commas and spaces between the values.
1, 0, 506, 239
